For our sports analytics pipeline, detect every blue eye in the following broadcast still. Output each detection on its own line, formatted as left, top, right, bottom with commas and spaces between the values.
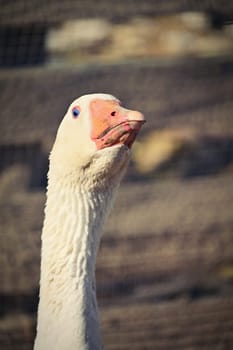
72, 107, 80, 118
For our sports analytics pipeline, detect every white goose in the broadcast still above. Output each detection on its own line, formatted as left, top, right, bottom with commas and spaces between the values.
34, 93, 145, 350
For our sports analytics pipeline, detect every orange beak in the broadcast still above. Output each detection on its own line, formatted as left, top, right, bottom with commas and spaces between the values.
90, 99, 145, 150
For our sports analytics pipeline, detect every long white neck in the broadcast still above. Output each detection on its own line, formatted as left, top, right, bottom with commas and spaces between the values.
34, 174, 116, 350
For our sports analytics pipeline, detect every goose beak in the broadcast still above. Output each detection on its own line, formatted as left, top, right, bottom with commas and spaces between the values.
90, 98, 145, 150
94, 111, 145, 150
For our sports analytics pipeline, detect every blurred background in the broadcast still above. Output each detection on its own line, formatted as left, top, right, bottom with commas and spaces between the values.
0, 1, 233, 349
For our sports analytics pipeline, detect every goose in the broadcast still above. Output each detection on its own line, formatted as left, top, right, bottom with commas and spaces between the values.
34, 93, 145, 350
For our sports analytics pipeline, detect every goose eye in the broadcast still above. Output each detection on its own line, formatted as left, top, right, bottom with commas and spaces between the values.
111, 111, 117, 116
72, 106, 80, 118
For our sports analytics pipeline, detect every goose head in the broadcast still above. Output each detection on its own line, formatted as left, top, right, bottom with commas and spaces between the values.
50, 93, 145, 185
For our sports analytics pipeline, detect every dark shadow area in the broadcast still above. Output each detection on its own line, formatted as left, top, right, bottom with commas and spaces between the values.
0, 143, 48, 189
0, 26, 47, 67
0, 290, 39, 317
